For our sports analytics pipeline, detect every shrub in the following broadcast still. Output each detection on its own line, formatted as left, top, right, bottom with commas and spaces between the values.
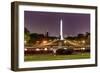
56, 48, 74, 55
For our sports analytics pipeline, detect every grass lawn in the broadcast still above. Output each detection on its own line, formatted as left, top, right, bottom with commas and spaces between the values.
24, 53, 90, 61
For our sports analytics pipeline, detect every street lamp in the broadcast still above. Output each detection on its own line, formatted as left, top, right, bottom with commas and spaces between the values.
43, 40, 47, 44
24, 48, 28, 51
44, 48, 48, 51
81, 47, 85, 50
64, 47, 67, 50
64, 40, 67, 44
36, 48, 40, 51
82, 40, 85, 44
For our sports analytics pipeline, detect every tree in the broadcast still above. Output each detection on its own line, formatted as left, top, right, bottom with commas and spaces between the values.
85, 32, 90, 45
24, 27, 30, 44
85, 32, 90, 38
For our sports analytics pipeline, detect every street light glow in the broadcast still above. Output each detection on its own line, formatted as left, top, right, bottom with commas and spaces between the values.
44, 48, 48, 51
64, 48, 67, 49
24, 48, 28, 51
36, 48, 40, 51
82, 40, 85, 43
64, 40, 67, 44
43, 40, 47, 44
81, 47, 85, 50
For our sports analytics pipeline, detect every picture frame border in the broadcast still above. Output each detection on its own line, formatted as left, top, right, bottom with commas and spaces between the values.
11, 1, 98, 71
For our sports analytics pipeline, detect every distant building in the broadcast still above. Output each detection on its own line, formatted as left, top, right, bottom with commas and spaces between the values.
46, 32, 49, 37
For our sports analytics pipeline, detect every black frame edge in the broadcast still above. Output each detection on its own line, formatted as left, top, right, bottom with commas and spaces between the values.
12, 1, 97, 9
95, 7, 98, 66
13, 64, 97, 72
11, 2, 15, 71
11, 2, 19, 71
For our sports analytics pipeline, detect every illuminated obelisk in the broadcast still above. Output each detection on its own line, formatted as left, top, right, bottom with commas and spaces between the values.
58, 19, 64, 48
53, 19, 64, 55
60, 19, 64, 40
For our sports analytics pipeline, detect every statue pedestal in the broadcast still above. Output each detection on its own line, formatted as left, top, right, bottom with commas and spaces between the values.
58, 40, 64, 49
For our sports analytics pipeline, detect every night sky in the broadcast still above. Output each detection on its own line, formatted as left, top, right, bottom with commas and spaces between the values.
24, 11, 90, 37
